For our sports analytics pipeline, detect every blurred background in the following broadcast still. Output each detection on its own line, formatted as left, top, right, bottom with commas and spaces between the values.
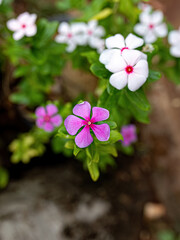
0, 0, 180, 239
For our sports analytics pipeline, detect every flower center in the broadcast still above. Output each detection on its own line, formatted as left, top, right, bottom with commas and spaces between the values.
44, 115, 51, 122
87, 121, 92, 126
149, 24, 154, 29
125, 65, 133, 74
67, 33, 72, 39
21, 24, 26, 29
121, 47, 129, 52
88, 30, 93, 35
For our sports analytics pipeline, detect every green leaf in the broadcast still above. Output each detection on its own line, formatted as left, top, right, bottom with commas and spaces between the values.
81, 51, 99, 64
109, 130, 123, 143
73, 144, 81, 156
93, 150, 100, 163
90, 62, 111, 79
148, 70, 161, 83
97, 145, 118, 157
91, 8, 113, 20
65, 140, 74, 149
87, 158, 100, 181
0, 168, 9, 189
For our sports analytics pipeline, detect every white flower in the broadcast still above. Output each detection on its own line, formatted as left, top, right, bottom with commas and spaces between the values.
99, 33, 145, 66
168, 28, 180, 58
142, 43, 154, 53
55, 22, 87, 52
7, 12, 37, 40
134, 10, 168, 43
138, 3, 152, 13
104, 49, 149, 92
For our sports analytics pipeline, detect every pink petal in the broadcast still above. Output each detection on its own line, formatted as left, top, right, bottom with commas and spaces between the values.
46, 104, 58, 116
91, 124, 110, 142
73, 101, 91, 120
43, 122, 54, 132
36, 118, 44, 128
91, 107, 109, 123
75, 126, 93, 148
64, 115, 85, 135
35, 106, 46, 117
50, 115, 62, 127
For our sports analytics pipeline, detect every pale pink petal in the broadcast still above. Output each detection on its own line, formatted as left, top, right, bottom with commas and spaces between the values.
73, 101, 91, 120
91, 123, 110, 141
75, 126, 93, 148
35, 106, 46, 117
25, 25, 37, 37
168, 30, 180, 45
144, 31, 157, 43
46, 104, 58, 116
17, 12, 30, 24
122, 49, 142, 66
151, 11, 163, 25
109, 71, 128, 90
128, 72, 147, 91
36, 118, 44, 128
50, 115, 62, 127
105, 34, 125, 49
7, 19, 21, 31
134, 23, 148, 36
125, 33, 144, 49
105, 52, 127, 73
13, 30, 25, 40
44, 122, 54, 132
154, 23, 167, 37
133, 60, 149, 78
91, 107, 109, 123
64, 115, 85, 135
99, 49, 119, 65
170, 45, 180, 57
27, 13, 37, 25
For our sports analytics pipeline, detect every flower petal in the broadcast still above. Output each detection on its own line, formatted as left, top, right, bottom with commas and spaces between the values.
75, 126, 93, 148
44, 122, 54, 132
64, 115, 85, 135
139, 12, 151, 25
46, 104, 58, 116
128, 72, 147, 92
50, 115, 62, 127
91, 107, 109, 123
105, 34, 125, 49
168, 30, 180, 45
35, 106, 46, 117
66, 42, 76, 52
154, 23, 167, 37
94, 26, 105, 37
170, 45, 180, 58
105, 52, 127, 73
99, 49, 119, 65
25, 25, 37, 37
144, 31, 157, 43
134, 23, 148, 36
133, 60, 149, 78
17, 12, 30, 24
73, 101, 91, 120
122, 49, 142, 66
36, 118, 44, 128
91, 124, 110, 141
7, 19, 20, 31
58, 22, 70, 34
55, 35, 67, 43
125, 33, 144, 49
109, 71, 128, 90
13, 30, 25, 40
151, 10, 163, 25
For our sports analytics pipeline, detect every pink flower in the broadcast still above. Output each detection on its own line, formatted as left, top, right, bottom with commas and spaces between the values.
64, 101, 110, 148
121, 124, 137, 147
35, 104, 62, 132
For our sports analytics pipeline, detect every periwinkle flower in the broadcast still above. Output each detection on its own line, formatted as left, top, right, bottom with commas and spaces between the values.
168, 27, 180, 58
35, 104, 62, 132
121, 124, 137, 147
64, 101, 110, 148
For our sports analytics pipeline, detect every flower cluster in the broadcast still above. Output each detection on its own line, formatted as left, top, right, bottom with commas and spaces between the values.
55, 20, 105, 53
168, 27, 180, 58
99, 33, 149, 91
7, 12, 37, 40
121, 124, 137, 147
134, 10, 167, 43
35, 104, 62, 132
64, 101, 110, 148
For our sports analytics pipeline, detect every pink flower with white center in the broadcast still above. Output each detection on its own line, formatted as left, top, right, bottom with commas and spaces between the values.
35, 104, 62, 132
103, 49, 149, 92
168, 27, 180, 58
121, 124, 137, 147
55, 22, 87, 52
64, 101, 110, 148
7, 12, 37, 41
134, 10, 168, 43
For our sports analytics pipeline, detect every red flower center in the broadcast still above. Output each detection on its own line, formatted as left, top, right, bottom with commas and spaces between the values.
121, 47, 129, 53
88, 30, 93, 35
149, 24, 154, 29
21, 24, 26, 29
44, 115, 51, 122
67, 33, 72, 39
125, 65, 133, 74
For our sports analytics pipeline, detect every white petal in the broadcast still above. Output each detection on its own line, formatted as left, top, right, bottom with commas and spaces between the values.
25, 25, 37, 37
139, 12, 151, 25
138, 3, 152, 13
170, 45, 180, 58
128, 73, 147, 91
99, 49, 119, 65
105, 34, 125, 49
17, 12, 30, 24
105, 52, 127, 73
71, 22, 87, 34
134, 23, 148, 36
154, 23, 168, 37
74, 34, 87, 45
125, 33, 144, 49
122, 49, 142, 66
133, 60, 149, 78
66, 43, 76, 52
168, 30, 180, 45
88, 20, 97, 30
7, 19, 21, 31
144, 31, 157, 43
58, 22, 70, 34
94, 26, 105, 37
109, 71, 128, 90
55, 34, 67, 43
27, 13, 37, 25
151, 10, 163, 25
141, 52, 148, 60
13, 30, 25, 40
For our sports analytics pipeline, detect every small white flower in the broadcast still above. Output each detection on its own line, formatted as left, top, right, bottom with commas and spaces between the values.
55, 22, 87, 52
138, 3, 152, 13
7, 12, 37, 40
134, 10, 168, 43
168, 28, 180, 58
104, 49, 149, 92
99, 33, 145, 66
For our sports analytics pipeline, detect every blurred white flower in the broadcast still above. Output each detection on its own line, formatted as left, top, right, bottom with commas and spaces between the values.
142, 43, 154, 53
134, 10, 168, 43
168, 28, 180, 57
138, 3, 152, 13
7, 12, 37, 40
